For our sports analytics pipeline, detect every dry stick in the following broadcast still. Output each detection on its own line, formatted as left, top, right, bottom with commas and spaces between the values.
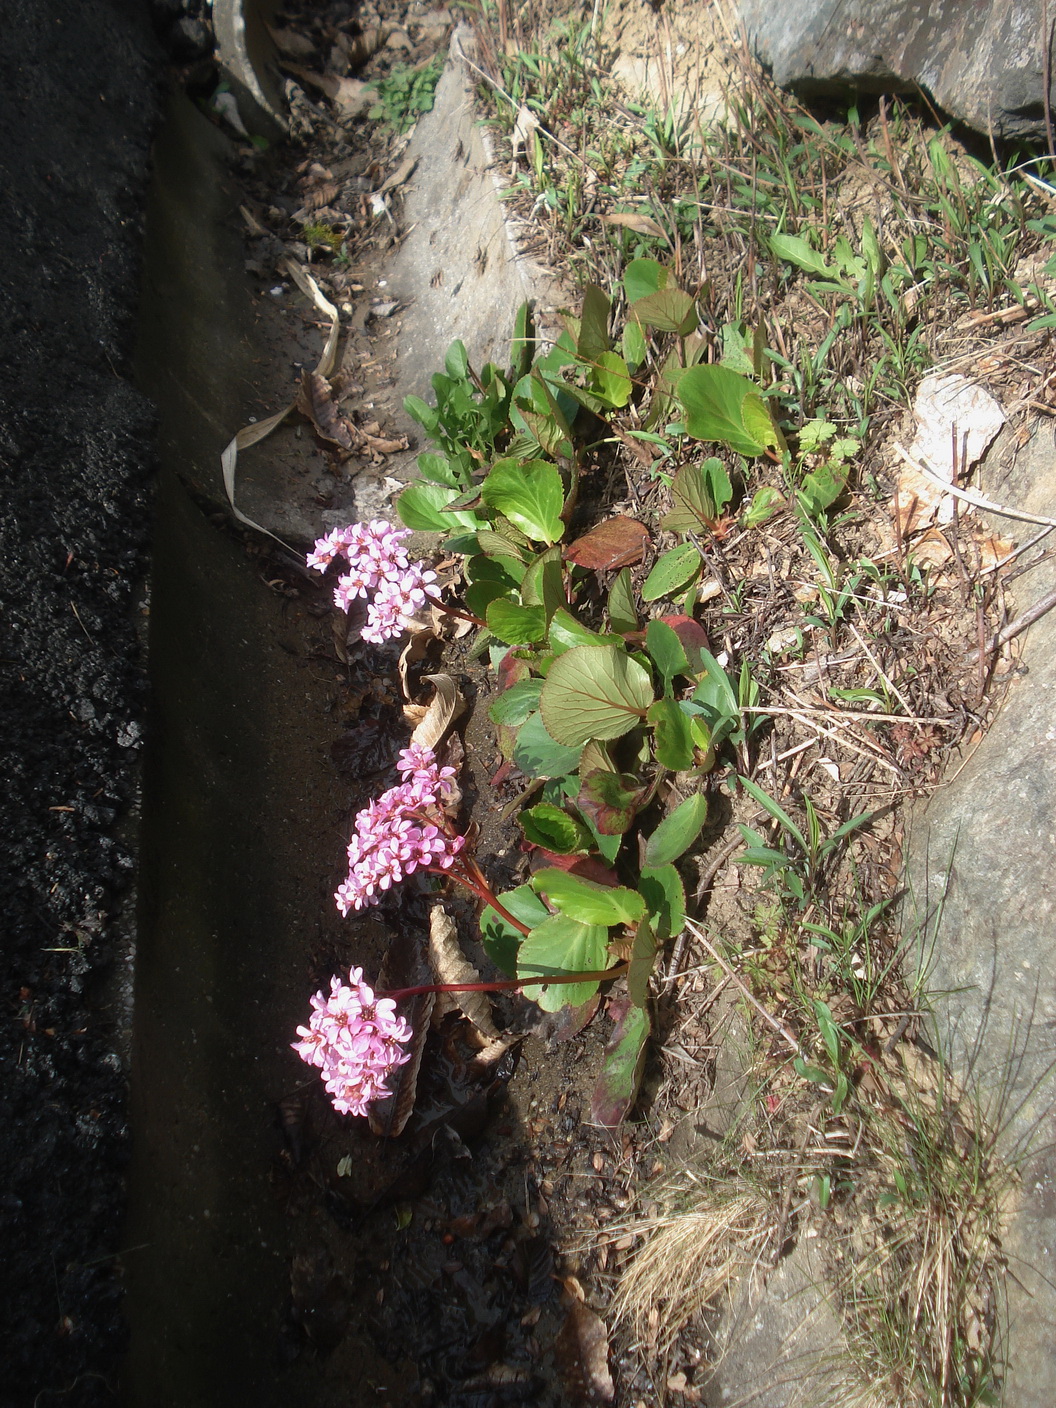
979, 524, 1055, 578
684, 920, 806, 1060
964, 583, 1056, 665
1045, 0, 1056, 162
894, 443, 1056, 529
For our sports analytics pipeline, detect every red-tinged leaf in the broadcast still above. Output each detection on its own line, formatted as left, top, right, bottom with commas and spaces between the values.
555, 1300, 615, 1404
564, 516, 650, 571
497, 647, 531, 693
660, 613, 710, 661
590, 998, 650, 1128
550, 994, 601, 1043
577, 769, 648, 835
528, 849, 621, 888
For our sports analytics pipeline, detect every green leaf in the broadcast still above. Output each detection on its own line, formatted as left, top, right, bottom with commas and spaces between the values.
743, 485, 785, 528
648, 697, 695, 771
540, 645, 652, 746
645, 794, 708, 866
520, 803, 592, 854
642, 543, 702, 602
481, 458, 565, 544
417, 451, 463, 487
445, 339, 470, 380
661, 458, 733, 532
548, 608, 613, 654
481, 885, 550, 975
607, 566, 638, 633
627, 922, 660, 1009
813, 999, 842, 1064
486, 598, 547, 644
590, 999, 650, 1123
476, 527, 531, 563
632, 288, 698, 335
622, 317, 647, 369
676, 365, 777, 457
531, 869, 645, 926
488, 679, 542, 727
397, 481, 482, 531
769, 232, 839, 280
518, 915, 610, 1011
592, 351, 632, 407
645, 619, 691, 688
403, 393, 439, 432
465, 578, 509, 617
576, 768, 647, 835
578, 283, 611, 363
513, 712, 583, 779
624, 257, 669, 303
797, 463, 848, 517
738, 775, 806, 852
520, 546, 566, 620
639, 864, 685, 943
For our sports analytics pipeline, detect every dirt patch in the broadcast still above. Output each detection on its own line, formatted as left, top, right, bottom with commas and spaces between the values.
0, 1, 160, 1400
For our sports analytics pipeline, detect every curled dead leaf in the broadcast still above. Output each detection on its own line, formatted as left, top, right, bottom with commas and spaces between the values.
411, 673, 466, 751
598, 211, 665, 239
297, 370, 355, 450
398, 627, 438, 698
429, 907, 500, 1040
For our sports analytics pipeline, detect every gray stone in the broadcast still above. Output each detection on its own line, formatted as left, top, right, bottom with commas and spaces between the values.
906, 417, 1056, 1407
733, 1, 1052, 143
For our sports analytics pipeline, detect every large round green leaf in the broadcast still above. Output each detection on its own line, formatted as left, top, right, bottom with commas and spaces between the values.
540, 645, 652, 747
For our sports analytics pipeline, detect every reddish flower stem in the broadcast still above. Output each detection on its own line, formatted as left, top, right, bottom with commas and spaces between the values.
423, 591, 486, 628
383, 962, 630, 1003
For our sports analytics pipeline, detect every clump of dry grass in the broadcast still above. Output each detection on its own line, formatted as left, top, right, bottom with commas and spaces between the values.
608, 1179, 773, 1362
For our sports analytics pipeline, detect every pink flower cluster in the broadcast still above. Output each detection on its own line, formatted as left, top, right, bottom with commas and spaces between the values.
307, 520, 437, 645
335, 743, 465, 916
292, 966, 413, 1116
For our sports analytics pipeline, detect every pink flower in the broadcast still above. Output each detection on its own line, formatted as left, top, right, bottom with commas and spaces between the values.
307, 519, 436, 644
292, 966, 413, 1117
335, 747, 465, 915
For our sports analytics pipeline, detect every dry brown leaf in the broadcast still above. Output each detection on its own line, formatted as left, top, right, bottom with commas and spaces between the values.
368, 934, 433, 1138
554, 1301, 615, 1404
267, 24, 317, 58
975, 532, 1016, 572
398, 628, 438, 698
429, 907, 500, 1040
305, 181, 340, 211
598, 211, 665, 239
342, 25, 390, 69
379, 155, 419, 194
297, 370, 355, 450
564, 516, 650, 570
908, 527, 954, 569
411, 673, 466, 751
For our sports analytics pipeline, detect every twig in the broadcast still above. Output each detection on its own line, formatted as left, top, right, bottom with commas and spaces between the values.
684, 920, 805, 1060
964, 583, 1056, 664
978, 524, 1054, 577
1045, 0, 1055, 162
894, 443, 1056, 529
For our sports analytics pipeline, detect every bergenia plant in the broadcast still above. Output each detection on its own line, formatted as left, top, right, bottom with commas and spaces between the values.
292, 966, 413, 1117
308, 519, 437, 644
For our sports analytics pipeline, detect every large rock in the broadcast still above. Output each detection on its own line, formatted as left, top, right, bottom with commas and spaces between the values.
907, 417, 1056, 1408
733, 1, 1052, 142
